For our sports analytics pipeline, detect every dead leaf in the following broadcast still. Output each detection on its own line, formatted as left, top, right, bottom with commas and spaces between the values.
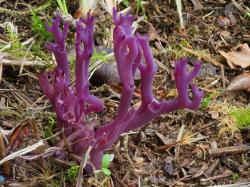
219, 43, 250, 69
155, 132, 173, 145
227, 72, 250, 91
7, 120, 31, 153
220, 30, 231, 38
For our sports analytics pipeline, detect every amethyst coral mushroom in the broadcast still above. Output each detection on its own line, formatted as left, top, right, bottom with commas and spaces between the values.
39, 9, 203, 169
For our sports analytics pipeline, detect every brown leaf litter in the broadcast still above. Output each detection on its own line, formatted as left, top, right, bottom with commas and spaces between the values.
227, 72, 250, 92
219, 43, 250, 69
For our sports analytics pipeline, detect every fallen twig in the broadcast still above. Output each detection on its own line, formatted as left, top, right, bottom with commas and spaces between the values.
204, 159, 219, 177
200, 170, 233, 183
209, 145, 250, 157
208, 182, 250, 187
1, 58, 47, 67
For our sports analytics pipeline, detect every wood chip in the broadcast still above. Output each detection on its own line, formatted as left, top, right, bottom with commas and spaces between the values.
193, 163, 208, 178
204, 159, 220, 177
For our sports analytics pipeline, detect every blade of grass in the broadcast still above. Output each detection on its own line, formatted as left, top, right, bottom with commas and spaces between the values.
62, 0, 68, 14
175, 0, 184, 29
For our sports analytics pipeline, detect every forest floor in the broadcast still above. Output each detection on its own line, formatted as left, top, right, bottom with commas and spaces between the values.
0, 0, 250, 186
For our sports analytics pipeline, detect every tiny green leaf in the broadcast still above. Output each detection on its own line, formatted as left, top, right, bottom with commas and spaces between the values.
102, 154, 114, 169
102, 168, 111, 176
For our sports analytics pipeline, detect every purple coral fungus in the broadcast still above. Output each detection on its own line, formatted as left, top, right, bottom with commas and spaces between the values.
39, 9, 203, 169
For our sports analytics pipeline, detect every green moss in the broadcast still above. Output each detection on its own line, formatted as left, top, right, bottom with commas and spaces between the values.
44, 113, 56, 138
91, 49, 109, 63
31, 12, 53, 42
229, 107, 250, 128
66, 165, 79, 183
5, 26, 27, 58
122, 0, 129, 6
201, 94, 212, 109
166, 39, 190, 59
0, 109, 22, 119
46, 179, 61, 187
231, 173, 240, 181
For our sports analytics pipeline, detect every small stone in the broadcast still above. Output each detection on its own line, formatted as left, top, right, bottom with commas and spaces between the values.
164, 162, 175, 176
0, 175, 5, 184
133, 156, 144, 164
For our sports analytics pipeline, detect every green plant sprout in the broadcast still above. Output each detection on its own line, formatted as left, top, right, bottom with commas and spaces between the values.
101, 153, 114, 176
56, 0, 68, 14
3, 24, 28, 58
201, 93, 218, 109
201, 95, 212, 109
229, 107, 250, 129
6, 26, 22, 50
231, 173, 240, 181
90, 153, 114, 186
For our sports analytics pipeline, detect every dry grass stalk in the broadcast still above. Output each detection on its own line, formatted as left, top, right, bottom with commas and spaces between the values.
2, 78, 36, 108
0, 140, 44, 165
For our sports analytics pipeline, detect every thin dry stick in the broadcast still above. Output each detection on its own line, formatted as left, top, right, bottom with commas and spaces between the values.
111, 173, 127, 187
0, 61, 2, 83
220, 65, 226, 89
76, 146, 93, 187
208, 182, 250, 187
2, 78, 36, 108
0, 52, 5, 83
209, 145, 250, 157
1, 58, 47, 67
19, 40, 35, 75
200, 170, 233, 183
